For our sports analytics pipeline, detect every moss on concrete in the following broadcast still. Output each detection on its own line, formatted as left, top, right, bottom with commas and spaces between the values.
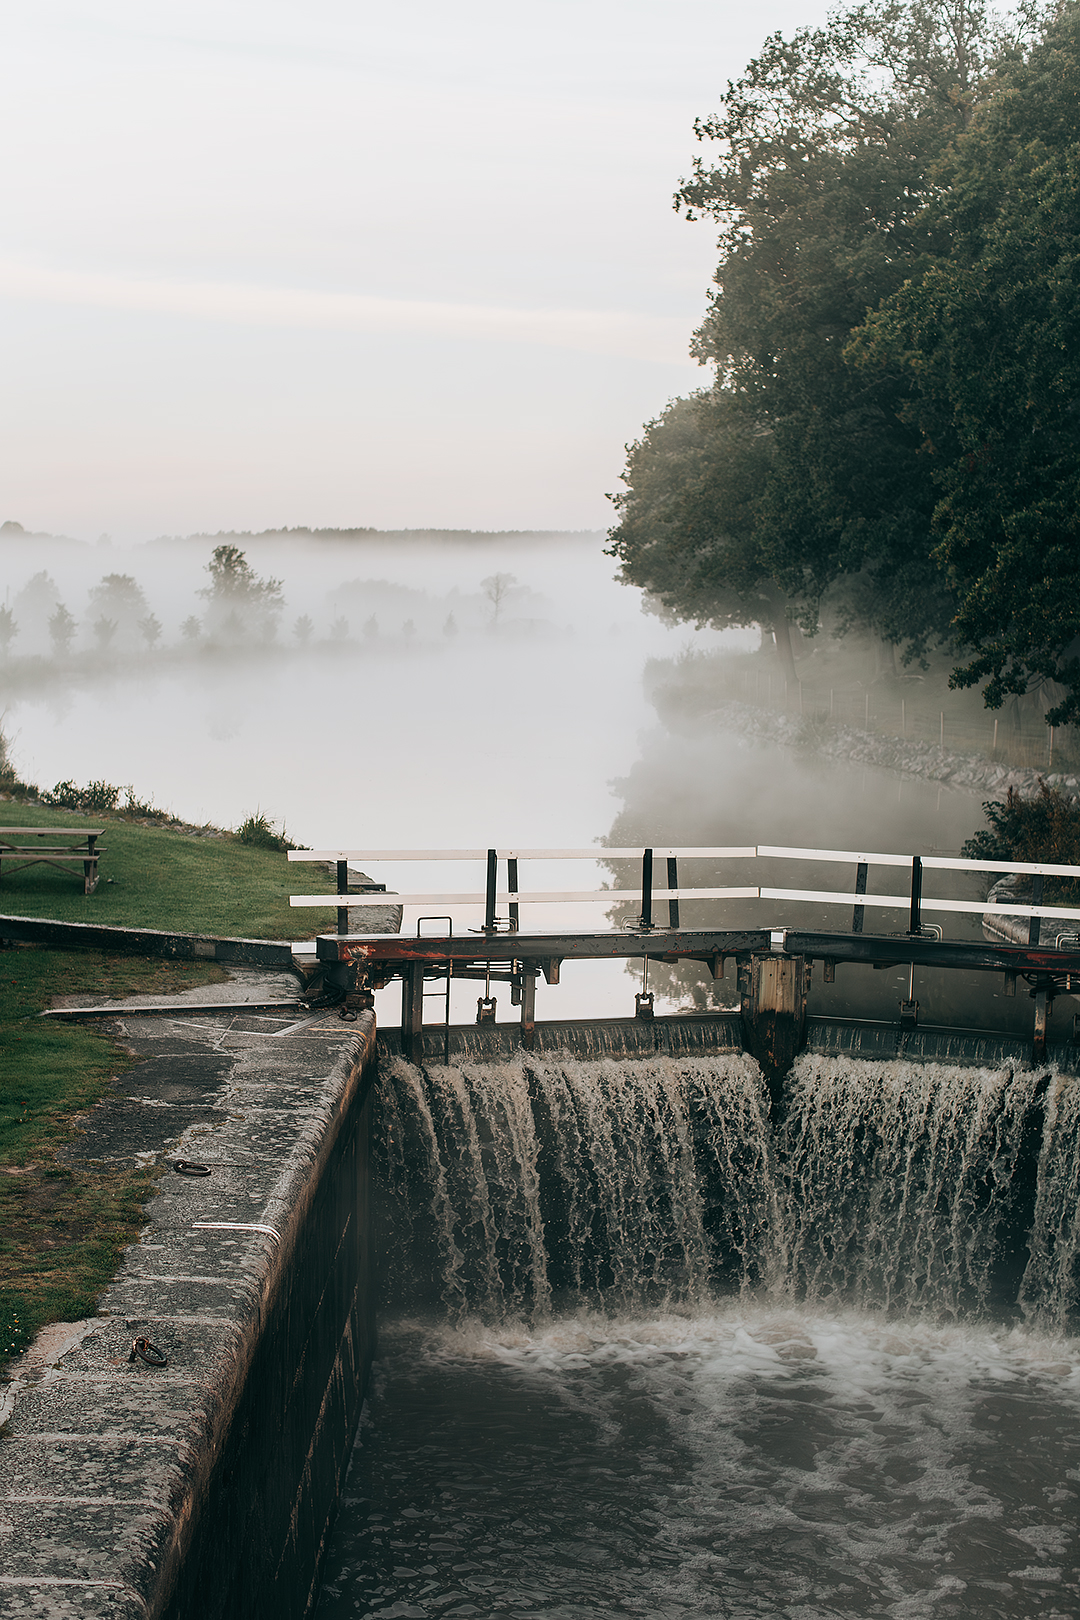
0, 949, 227, 1364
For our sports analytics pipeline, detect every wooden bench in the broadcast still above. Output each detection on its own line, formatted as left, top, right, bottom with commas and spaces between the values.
0, 827, 106, 895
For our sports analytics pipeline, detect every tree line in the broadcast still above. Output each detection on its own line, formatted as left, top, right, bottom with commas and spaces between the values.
607, 0, 1080, 727
0, 547, 528, 660
0, 546, 285, 657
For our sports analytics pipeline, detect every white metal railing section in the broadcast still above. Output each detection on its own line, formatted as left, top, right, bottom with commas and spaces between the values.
287, 845, 1080, 937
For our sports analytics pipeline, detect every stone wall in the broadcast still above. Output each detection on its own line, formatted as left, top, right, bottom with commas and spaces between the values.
695, 698, 1076, 803
0, 994, 377, 1619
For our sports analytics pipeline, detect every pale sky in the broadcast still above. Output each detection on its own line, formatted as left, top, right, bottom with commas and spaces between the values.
2, 0, 829, 539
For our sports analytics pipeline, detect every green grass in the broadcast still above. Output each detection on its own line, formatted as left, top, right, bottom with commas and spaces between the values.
0, 948, 229, 1366
0, 808, 339, 1368
0, 805, 338, 938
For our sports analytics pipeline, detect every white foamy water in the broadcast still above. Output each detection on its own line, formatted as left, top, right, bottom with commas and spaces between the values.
375, 1051, 1080, 1324
317, 1052, 1080, 1617
318, 1308, 1080, 1618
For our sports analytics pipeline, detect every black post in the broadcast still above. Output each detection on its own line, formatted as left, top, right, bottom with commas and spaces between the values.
852, 861, 867, 934
508, 857, 519, 932
667, 857, 679, 928
401, 961, 425, 1061
520, 967, 536, 1049
485, 847, 498, 932
1029, 872, 1043, 947
337, 858, 349, 936
908, 856, 923, 935
1033, 984, 1049, 1061
640, 848, 653, 931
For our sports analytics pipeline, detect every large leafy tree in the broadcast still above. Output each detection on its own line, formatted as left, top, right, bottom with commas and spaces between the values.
609, 0, 1020, 664
607, 394, 803, 679
851, 3, 1080, 723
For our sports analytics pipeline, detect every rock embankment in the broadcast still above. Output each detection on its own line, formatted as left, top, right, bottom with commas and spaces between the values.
696, 698, 1077, 803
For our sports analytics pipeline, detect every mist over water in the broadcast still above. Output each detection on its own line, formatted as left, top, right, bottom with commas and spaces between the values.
1, 527, 987, 1023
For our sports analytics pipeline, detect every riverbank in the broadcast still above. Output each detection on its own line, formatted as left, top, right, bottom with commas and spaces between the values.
678, 696, 1076, 805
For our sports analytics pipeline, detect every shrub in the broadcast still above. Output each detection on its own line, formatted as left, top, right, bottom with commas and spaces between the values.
44, 779, 123, 813
39, 780, 174, 821
236, 811, 296, 852
962, 780, 1080, 902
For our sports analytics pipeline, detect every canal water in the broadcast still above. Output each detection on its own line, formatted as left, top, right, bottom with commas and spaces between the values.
315, 1052, 1080, 1618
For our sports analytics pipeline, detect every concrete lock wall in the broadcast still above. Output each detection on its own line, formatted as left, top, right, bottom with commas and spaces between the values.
161, 1017, 378, 1620
0, 1003, 378, 1620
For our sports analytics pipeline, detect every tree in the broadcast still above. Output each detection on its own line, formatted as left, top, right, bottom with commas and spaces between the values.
14, 571, 60, 647
482, 572, 519, 630
0, 606, 16, 655
609, 0, 1018, 667
198, 545, 284, 643
181, 616, 202, 642
87, 574, 148, 645
607, 393, 802, 681
48, 603, 76, 655
330, 616, 350, 642
851, 4, 1080, 724
139, 612, 163, 650
443, 613, 458, 638
293, 614, 314, 645
94, 617, 118, 650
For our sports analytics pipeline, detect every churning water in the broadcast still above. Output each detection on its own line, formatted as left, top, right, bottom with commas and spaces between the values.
316, 1053, 1080, 1618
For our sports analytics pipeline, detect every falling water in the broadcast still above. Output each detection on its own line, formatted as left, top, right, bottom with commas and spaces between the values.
378, 1050, 776, 1319
375, 1049, 1079, 1327
318, 1051, 1080, 1618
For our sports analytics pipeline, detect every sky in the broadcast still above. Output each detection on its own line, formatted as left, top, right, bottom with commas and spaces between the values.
2, 0, 830, 539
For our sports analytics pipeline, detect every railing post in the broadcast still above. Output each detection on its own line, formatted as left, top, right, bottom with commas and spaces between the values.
484, 847, 497, 932
337, 858, 349, 937
908, 856, 923, 935
508, 857, 519, 931
1029, 872, 1043, 947
852, 861, 867, 933
667, 857, 679, 928
640, 848, 653, 930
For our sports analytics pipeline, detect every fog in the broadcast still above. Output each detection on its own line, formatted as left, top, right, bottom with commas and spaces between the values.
0, 525, 994, 1024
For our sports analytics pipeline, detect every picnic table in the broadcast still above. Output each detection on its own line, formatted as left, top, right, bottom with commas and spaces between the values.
0, 827, 105, 895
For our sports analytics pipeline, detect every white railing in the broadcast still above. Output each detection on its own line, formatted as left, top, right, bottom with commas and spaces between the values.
287, 845, 1080, 932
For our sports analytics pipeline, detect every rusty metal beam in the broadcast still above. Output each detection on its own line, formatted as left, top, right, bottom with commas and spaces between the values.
781, 930, 1080, 975
317, 926, 1080, 979
318, 929, 772, 967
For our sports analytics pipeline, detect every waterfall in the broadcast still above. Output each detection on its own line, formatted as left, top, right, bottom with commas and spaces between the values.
374, 1046, 1080, 1327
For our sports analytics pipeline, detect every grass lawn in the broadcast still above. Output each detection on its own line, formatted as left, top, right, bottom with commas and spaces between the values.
0, 804, 339, 939
0, 813, 338, 1371
0, 949, 228, 1366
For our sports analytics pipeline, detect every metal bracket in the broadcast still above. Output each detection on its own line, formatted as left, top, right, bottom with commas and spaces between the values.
476, 995, 496, 1025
